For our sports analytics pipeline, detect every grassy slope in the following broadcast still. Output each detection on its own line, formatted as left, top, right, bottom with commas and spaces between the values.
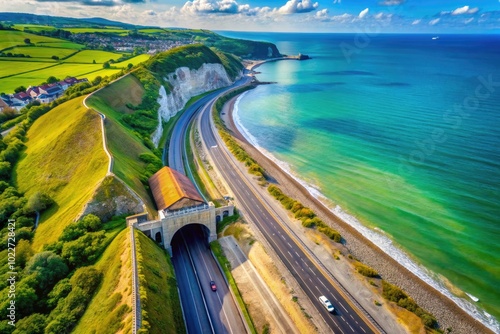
64, 50, 125, 63
0, 30, 64, 50
15, 96, 108, 250
136, 230, 185, 334
86, 75, 157, 213
73, 228, 133, 334
7, 46, 78, 59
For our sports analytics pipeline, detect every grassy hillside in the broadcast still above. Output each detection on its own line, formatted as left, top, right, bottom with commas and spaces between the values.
136, 230, 185, 334
86, 75, 157, 212
73, 228, 133, 334
15, 96, 108, 250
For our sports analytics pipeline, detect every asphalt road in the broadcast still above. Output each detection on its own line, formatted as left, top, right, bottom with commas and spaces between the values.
198, 87, 380, 334
167, 76, 251, 334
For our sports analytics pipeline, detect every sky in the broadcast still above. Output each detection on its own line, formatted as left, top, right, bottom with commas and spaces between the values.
1, 0, 500, 33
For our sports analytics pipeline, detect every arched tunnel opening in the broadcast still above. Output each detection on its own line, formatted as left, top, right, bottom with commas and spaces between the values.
171, 224, 211, 256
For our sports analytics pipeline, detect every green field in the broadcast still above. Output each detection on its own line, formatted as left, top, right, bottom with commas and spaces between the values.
86, 74, 156, 212
0, 60, 57, 78
0, 63, 100, 92
12, 24, 57, 32
0, 30, 64, 50
64, 27, 129, 35
136, 230, 185, 334
15, 96, 108, 251
113, 54, 151, 68
38, 41, 86, 49
64, 50, 125, 63
138, 28, 166, 34
73, 228, 133, 334
7, 46, 78, 59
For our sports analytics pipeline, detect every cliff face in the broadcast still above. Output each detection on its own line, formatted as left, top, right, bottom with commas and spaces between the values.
152, 63, 238, 145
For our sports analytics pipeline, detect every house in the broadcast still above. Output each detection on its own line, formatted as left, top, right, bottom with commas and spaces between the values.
12, 92, 32, 106
0, 99, 9, 112
26, 86, 41, 99
37, 84, 63, 103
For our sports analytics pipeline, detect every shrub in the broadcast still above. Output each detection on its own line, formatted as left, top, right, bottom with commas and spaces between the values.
355, 263, 378, 277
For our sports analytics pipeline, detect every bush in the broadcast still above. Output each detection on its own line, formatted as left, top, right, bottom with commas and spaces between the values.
355, 263, 378, 277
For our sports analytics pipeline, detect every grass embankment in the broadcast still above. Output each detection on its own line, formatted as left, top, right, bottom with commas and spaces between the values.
86, 74, 157, 213
211, 240, 257, 334
135, 230, 185, 334
73, 228, 133, 334
15, 96, 108, 250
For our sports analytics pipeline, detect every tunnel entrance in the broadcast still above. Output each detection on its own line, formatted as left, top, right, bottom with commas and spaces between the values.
171, 224, 211, 254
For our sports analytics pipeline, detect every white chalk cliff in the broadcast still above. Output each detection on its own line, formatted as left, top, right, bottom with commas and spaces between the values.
152, 63, 239, 145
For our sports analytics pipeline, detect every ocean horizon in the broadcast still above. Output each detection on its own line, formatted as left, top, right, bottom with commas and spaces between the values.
218, 31, 500, 332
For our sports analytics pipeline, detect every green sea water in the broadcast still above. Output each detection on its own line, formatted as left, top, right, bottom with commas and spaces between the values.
223, 32, 500, 331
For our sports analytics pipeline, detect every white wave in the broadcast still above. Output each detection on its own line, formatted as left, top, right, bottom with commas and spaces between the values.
232, 89, 500, 333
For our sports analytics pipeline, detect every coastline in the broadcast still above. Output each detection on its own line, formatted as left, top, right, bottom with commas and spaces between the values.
224, 65, 495, 333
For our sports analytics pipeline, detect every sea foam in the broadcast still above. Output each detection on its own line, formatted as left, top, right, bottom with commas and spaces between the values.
233, 91, 500, 334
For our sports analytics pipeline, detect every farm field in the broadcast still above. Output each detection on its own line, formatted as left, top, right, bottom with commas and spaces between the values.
0, 63, 102, 92
113, 54, 151, 67
64, 49, 124, 63
0, 30, 64, 50
12, 24, 57, 32
38, 41, 86, 49
7, 46, 78, 59
0, 60, 57, 78
64, 27, 129, 34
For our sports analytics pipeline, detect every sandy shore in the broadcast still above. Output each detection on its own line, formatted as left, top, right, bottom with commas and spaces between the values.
223, 86, 493, 334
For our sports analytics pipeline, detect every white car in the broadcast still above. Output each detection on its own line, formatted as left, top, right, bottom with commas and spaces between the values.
319, 295, 334, 313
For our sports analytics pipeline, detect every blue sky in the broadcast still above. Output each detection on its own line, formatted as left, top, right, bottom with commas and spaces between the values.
1, 0, 499, 32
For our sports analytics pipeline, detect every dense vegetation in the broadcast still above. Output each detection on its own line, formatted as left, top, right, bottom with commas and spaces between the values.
146, 44, 223, 82
267, 185, 342, 243
382, 280, 437, 329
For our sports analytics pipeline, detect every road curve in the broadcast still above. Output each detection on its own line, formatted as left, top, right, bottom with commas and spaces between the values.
167, 76, 252, 334
198, 83, 381, 334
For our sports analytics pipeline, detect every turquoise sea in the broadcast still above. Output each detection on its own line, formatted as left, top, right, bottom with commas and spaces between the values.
218, 32, 500, 331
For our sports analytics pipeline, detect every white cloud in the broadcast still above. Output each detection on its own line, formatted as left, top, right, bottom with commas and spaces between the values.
464, 17, 474, 24
379, 0, 404, 5
411, 19, 421, 25
358, 7, 369, 19
181, 0, 244, 14
278, 0, 318, 14
315, 8, 328, 19
429, 18, 440, 25
451, 5, 479, 15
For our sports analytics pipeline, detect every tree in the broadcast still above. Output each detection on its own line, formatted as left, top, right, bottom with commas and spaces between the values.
51, 55, 59, 60
92, 59, 96, 64
102, 61, 110, 69
47, 279, 72, 308
24, 251, 69, 291
16, 239, 33, 268
23, 38, 31, 44
61, 232, 106, 266
25, 191, 54, 213
70, 266, 102, 295
127, 63, 133, 70
46, 76, 59, 84
91, 76, 102, 86
13, 313, 46, 334
14, 86, 26, 93
0, 161, 10, 179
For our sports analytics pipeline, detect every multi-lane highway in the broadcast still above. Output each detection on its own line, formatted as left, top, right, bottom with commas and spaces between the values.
167, 76, 251, 334
197, 82, 382, 334
172, 225, 245, 334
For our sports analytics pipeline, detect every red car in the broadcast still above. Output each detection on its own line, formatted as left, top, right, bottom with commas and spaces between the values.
210, 281, 217, 291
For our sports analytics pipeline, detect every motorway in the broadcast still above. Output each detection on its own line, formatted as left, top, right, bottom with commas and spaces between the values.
197, 80, 381, 334
167, 77, 252, 334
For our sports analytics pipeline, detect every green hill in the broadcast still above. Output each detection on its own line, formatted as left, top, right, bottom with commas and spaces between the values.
73, 228, 133, 334
85, 74, 157, 213
15, 96, 108, 250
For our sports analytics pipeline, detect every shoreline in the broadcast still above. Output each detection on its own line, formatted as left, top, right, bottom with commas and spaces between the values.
224, 69, 495, 334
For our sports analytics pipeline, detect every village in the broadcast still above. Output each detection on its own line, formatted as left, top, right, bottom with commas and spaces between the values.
0, 76, 88, 111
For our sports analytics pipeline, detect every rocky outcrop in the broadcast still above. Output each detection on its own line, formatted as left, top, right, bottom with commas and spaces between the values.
80, 175, 144, 222
152, 63, 238, 145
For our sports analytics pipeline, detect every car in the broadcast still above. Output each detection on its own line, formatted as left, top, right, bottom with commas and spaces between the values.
210, 280, 217, 291
319, 295, 334, 313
